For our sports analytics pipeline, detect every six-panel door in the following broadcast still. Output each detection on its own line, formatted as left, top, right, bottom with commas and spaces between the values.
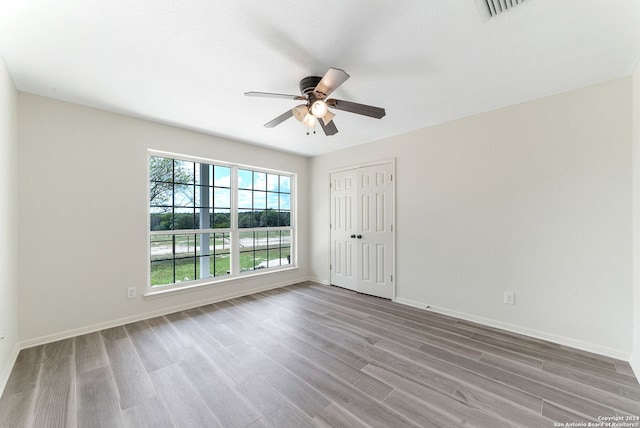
330, 163, 394, 299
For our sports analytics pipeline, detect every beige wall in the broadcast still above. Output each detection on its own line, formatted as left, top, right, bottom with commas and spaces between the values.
17, 93, 310, 344
311, 77, 633, 358
0, 56, 19, 392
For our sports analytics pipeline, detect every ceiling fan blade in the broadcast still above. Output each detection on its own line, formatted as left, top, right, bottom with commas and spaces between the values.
318, 119, 338, 136
245, 91, 305, 101
264, 110, 294, 128
313, 68, 350, 99
327, 99, 386, 119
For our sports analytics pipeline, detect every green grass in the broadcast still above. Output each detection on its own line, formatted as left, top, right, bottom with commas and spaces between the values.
150, 247, 290, 286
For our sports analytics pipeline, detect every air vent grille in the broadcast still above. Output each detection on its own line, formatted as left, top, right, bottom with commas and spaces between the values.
479, 0, 526, 18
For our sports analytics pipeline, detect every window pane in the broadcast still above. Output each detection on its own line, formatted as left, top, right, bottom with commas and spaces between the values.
174, 234, 197, 258
239, 231, 255, 272
214, 188, 230, 208
253, 191, 266, 210
214, 166, 231, 187
238, 169, 253, 189
196, 207, 216, 229
195, 185, 211, 208
267, 192, 279, 209
267, 230, 282, 268
280, 193, 290, 210
267, 174, 279, 192
211, 210, 231, 228
174, 184, 194, 207
282, 246, 291, 265
151, 260, 174, 286
149, 181, 173, 206
238, 190, 252, 209
213, 254, 230, 276
238, 209, 254, 228
174, 208, 195, 230
209, 233, 231, 277
150, 207, 172, 231
261, 209, 278, 227
149, 157, 174, 188
282, 230, 291, 265
150, 235, 173, 261
214, 232, 231, 252
280, 176, 291, 193
175, 257, 196, 282
282, 230, 291, 245
195, 163, 212, 185
254, 231, 269, 269
280, 211, 291, 227
174, 160, 195, 184
253, 172, 266, 191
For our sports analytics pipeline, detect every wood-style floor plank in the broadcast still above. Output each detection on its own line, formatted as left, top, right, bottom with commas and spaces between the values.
77, 367, 122, 428
1, 281, 639, 427
102, 337, 156, 411
121, 397, 175, 428
32, 355, 75, 428
124, 320, 174, 373
74, 332, 108, 375
148, 364, 222, 428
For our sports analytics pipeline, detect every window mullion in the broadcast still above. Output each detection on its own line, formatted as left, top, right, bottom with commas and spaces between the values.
230, 165, 240, 275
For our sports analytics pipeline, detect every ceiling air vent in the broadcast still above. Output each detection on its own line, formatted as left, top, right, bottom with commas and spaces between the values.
475, 0, 526, 19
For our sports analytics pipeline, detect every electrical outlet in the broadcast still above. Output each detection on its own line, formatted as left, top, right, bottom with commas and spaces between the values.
127, 287, 137, 299
504, 291, 515, 305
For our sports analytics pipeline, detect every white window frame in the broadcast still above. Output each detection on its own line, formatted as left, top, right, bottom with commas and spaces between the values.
146, 150, 296, 295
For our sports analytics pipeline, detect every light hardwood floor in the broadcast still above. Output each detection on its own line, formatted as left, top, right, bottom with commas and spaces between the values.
1, 281, 639, 427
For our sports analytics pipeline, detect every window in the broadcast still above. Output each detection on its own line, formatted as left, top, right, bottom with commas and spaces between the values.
149, 152, 294, 289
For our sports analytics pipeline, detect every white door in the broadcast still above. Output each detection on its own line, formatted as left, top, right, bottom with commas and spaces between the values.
330, 169, 357, 291
330, 163, 394, 299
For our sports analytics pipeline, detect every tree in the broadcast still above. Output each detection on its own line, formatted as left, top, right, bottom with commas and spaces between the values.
149, 156, 194, 206
149, 156, 174, 206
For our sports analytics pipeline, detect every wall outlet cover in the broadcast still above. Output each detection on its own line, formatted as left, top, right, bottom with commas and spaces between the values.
504, 291, 515, 305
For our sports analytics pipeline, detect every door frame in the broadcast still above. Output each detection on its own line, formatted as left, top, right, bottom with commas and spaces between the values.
329, 158, 396, 300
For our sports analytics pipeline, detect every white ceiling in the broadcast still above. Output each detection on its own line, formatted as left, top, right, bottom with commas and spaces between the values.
1, 0, 639, 157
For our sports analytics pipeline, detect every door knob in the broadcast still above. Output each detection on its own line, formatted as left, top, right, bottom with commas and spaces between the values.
356, 235, 362, 239
350, 234, 356, 239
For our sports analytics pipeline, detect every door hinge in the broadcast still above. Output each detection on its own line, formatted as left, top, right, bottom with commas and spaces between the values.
391, 224, 393, 232
391, 275, 393, 282
330, 264, 332, 270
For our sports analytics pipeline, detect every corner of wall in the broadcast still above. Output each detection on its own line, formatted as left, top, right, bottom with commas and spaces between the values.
632, 59, 640, 380
0, 55, 19, 396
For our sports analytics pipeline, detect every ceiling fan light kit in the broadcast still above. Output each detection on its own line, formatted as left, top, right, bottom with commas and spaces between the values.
311, 100, 328, 118
245, 67, 386, 136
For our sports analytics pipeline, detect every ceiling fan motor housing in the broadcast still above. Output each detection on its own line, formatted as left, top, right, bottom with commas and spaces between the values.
300, 76, 322, 98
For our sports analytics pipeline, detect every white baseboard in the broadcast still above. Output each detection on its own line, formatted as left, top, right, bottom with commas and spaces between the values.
0, 342, 20, 397
630, 353, 640, 380
19, 279, 299, 350
304, 276, 330, 285
394, 297, 630, 361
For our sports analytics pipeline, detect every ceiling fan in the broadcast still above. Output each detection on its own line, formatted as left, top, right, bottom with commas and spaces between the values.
245, 67, 386, 136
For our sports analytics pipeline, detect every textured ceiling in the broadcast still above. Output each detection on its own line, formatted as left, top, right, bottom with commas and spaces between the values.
1, 0, 639, 156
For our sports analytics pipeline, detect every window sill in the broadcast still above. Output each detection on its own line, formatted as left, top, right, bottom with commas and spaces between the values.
143, 265, 299, 300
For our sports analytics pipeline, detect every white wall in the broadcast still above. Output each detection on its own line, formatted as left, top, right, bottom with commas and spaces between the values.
632, 63, 640, 377
0, 56, 19, 392
17, 93, 310, 344
311, 77, 633, 358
